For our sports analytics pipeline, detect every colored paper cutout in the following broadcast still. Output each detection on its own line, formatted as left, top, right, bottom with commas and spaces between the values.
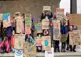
3, 13, 10, 22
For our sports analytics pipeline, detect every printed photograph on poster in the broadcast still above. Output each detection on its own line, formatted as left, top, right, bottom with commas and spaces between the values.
69, 30, 81, 45
14, 34, 25, 49
42, 36, 51, 51
42, 17, 49, 29
42, 29, 49, 36
53, 20, 60, 40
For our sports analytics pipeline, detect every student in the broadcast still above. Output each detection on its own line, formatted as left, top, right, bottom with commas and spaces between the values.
25, 34, 36, 44
61, 19, 69, 52
69, 25, 76, 52
40, 10, 53, 22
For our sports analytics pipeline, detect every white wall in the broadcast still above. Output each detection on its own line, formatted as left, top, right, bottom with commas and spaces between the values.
77, 0, 81, 14
60, 0, 70, 15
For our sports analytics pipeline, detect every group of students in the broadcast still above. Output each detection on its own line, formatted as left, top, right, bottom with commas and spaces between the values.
0, 11, 77, 53
0, 12, 35, 53
54, 14, 77, 52
40, 10, 77, 52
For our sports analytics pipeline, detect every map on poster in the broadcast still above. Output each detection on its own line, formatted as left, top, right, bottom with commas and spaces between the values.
15, 50, 23, 57
45, 48, 54, 57
53, 20, 60, 40
42, 17, 49, 29
69, 30, 81, 45
42, 36, 51, 51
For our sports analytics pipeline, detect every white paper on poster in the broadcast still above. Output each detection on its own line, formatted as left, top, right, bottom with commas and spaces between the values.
15, 50, 23, 57
43, 6, 51, 11
45, 48, 54, 57
42, 17, 49, 29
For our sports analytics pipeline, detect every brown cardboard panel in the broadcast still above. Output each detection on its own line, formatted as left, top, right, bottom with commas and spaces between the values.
15, 16, 24, 33
68, 14, 81, 26
42, 36, 51, 51
14, 34, 25, 49
53, 20, 61, 40
24, 42, 36, 57
0, 14, 3, 20
69, 30, 81, 45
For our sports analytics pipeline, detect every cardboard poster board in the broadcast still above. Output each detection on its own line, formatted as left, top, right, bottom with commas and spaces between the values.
24, 42, 36, 57
43, 6, 51, 11
25, 14, 32, 34
14, 34, 25, 49
69, 30, 81, 45
15, 16, 24, 33
42, 18, 49, 29
0, 14, 3, 20
68, 14, 81, 26
15, 50, 23, 57
56, 8, 64, 19
53, 20, 61, 40
42, 36, 51, 51
25, 14, 32, 28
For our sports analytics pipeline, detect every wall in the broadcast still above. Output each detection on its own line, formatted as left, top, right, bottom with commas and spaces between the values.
0, 0, 60, 18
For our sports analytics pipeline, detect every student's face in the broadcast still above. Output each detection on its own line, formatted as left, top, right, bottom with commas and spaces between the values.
70, 26, 73, 31
45, 11, 49, 14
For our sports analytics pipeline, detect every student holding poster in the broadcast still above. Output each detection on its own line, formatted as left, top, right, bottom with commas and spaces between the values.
24, 34, 36, 57
61, 18, 69, 52
69, 25, 77, 52
14, 12, 24, 33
